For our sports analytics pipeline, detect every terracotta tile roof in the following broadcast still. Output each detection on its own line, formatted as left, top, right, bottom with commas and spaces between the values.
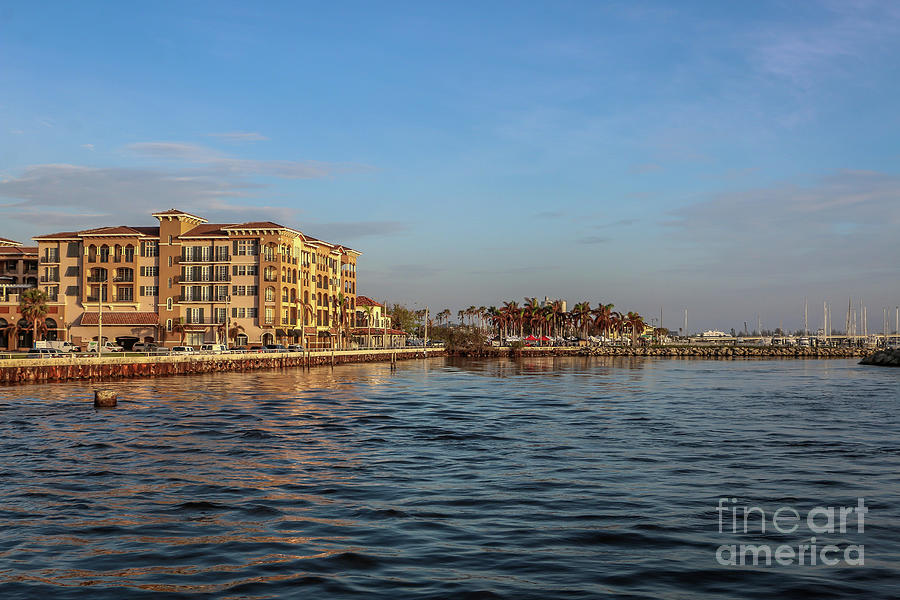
152, 209, 207, 222
131, 226, 160, 236
80, 312, 160, 326
32, 231, 82, 240
0, 246, 37, 257
223, 221, 286, 230
77, 226, 148, 236
355, 296, 382, 307
0, 237, 22, 246
179, 223, 235, 238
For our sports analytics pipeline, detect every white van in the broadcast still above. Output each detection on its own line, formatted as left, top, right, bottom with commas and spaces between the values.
171, 346, 195, 355
199, 344, 228, 354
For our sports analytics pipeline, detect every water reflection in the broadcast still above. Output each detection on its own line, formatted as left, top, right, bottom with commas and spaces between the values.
0, 358, 898, 598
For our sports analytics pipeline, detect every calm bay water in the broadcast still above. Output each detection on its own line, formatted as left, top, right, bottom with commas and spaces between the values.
1, 357, 898, 599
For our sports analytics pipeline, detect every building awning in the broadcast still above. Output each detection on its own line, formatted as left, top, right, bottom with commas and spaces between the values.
81, 312, 159, 326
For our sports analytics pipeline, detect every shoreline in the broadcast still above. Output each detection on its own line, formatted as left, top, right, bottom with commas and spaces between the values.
451, 345, 873, 360
0, 345, 881, 385
0, 348, 442, 385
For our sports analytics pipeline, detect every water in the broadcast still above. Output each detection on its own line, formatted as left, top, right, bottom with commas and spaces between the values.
1, 357, 898, 599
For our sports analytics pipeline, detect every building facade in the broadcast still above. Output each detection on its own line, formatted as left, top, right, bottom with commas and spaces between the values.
21, 209, 360, 349
0, 238, 43, 349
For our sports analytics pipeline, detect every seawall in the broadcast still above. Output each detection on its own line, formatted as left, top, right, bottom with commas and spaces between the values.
0, 348, 444, 384
452, 345, 872, 359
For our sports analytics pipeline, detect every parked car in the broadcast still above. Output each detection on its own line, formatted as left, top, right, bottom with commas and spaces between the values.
231, 345, 249, 352
170, 346, 195, 355
27, 348, 65, 358
263, 344, 289, 353
286, 344, 305, 352
35, 340, 81, 353
199, 344, 228, 354
249, 345, 264, 352
133, 343, 170, 354
87, 341, 124, 353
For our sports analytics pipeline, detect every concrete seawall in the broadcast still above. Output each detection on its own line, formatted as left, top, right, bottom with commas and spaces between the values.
0, 349, 445, 384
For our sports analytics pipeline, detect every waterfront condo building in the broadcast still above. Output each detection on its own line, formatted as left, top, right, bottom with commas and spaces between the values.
1, 209, 360, 350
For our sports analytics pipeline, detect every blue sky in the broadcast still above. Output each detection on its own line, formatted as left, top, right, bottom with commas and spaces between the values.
2, 0, 899, 332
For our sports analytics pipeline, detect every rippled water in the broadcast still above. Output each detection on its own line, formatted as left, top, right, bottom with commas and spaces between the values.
1, 357, 899, 599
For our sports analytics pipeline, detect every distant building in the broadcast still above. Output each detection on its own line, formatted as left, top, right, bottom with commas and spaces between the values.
0, 238, 41, 349
542, 297, 567, 313
701, 330, 728, 338
351, 296, 406, 347
1, 209, 361, 350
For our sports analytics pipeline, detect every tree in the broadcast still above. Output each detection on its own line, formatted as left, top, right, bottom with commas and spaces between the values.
227, 323, 245, 346
172, 318, 187, 344
19, 288, 49, 342
624, 312, 647, 345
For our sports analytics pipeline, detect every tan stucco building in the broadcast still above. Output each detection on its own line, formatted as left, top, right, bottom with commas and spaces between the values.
16, 209, 360, 349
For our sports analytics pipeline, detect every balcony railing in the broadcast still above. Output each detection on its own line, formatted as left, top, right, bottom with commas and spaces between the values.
179, 274, 231, 283
113, 275, 134, 282
40, 275, 60, 283
40, 255, 60, 264
86, 277, 108, 283
180, 253, 231, 263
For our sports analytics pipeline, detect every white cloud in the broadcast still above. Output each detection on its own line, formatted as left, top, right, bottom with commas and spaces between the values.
81, 144, 95, 151
207, 132, 269, 142
126, 141, 371, 179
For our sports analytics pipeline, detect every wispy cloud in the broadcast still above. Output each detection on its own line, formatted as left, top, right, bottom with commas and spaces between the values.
629, 163, 662, 174
81, 143, 95, 151
576, 235, 610, 245
534, 209, 565, 219
665, 169, 900, 283
207, 132, 269, 142
126, 142, 370, 179
305, 221, 411, 241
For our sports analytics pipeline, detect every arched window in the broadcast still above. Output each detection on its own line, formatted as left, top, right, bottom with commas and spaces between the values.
114, 244, 122, 262
290, 288, 296, 302
88, 244, 97, 263
44, 318, 58, 341
0, 318, 7, 349
116, 267, 133, 282
265, 286, 275, 302
99, 245, 110, 262
166, 297, 173, 310
90, 267, 107, 282
124, 244, 135, 261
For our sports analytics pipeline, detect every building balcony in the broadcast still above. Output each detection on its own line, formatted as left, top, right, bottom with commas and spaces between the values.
40, 255, 60, 264
180, 254, 231, 263
86, 277, 108, 284
40, 275, 60, 283
113, 276, 134, 282
179, 275, 231, 283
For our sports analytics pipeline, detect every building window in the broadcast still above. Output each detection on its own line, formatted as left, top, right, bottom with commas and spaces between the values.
265, 286, 275, 302
140, 265, 159, 277
248, 308, 258, 318
166, 297, 173, 310
124, 245, 135, 262
265, 307, 274, 324
140, 286, 158, 297
141, 240, 159, 257
166, 319, 172, 332
99, 245, 110, 262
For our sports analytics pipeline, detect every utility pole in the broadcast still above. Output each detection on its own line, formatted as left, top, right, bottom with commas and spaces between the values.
98, 287, 103, 358
683, 308, 688, 338
424, 306, 429, 357
804, 298, 808, 337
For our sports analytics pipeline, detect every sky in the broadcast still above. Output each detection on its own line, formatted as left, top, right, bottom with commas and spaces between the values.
1, 0, 899, 333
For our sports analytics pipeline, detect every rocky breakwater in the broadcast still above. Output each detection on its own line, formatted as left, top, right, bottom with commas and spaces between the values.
859, 348, 900, 367
448, 345, 872, 359
581, 345, 870, 359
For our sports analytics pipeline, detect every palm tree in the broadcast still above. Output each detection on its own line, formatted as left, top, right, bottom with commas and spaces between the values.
572, 301, 592, 340
1, 320, 23, 350
457, 309, 466, 326
172, 318, 187, 345
19, 288, 49, 344
592, 303, 616, 342
625, 312, 647, 345
437, 309, 451, 325
332, 293, 351, 349
227, 323, 245, 346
